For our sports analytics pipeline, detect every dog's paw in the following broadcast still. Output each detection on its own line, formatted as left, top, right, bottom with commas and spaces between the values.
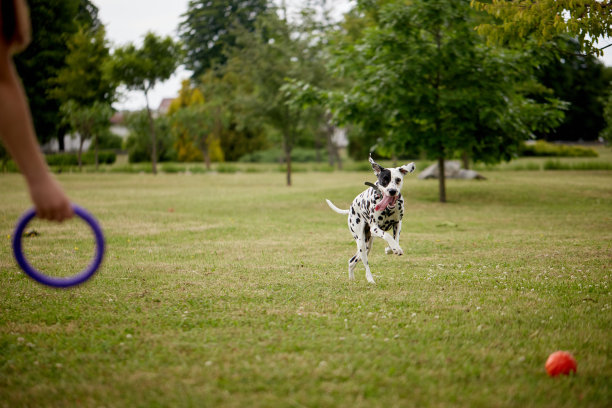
366, 271, 376, 284
385, 246, 394, 255
393, 246, 404, 256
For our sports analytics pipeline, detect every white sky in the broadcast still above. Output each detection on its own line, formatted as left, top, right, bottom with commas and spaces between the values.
94, 0, 612, 112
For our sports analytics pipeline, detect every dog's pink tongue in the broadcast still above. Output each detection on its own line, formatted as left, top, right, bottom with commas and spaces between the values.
375, 195, 396, 211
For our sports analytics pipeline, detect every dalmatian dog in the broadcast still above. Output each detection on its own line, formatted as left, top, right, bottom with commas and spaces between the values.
326, 155, 415, 284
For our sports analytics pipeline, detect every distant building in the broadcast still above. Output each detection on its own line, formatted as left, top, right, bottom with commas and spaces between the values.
43, 98, 176, 153
332, 127, 349, 148
42, 134, 91, 153
157, 98, 175, 116
110, 111, 129, 141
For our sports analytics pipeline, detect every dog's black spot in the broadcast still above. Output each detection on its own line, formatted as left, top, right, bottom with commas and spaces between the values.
351, 207, 355, 215
355, 217, 360, 224
378, 216, 383, 220
378, 169, 391, 187
350, 255, 357, 262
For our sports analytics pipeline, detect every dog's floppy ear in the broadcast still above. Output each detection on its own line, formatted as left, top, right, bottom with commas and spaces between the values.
399, 162, 416, 175
369, 154, 384, 176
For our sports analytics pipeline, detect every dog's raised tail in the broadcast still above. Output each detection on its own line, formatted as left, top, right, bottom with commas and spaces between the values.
326, 199, 350, 215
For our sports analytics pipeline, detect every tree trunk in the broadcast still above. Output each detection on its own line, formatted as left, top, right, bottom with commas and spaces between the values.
285, 147, 292, 186
438, 156, 446, 203
95, 134, 99, 171
461, 152, 470, 169
283, 133, 292, 187
203, 146, 211, 170
58, 131, 65, 152
324, 113, 342, 170
78, 134, 84, 171
144, 90, 157, 175
315, 130, 322, 163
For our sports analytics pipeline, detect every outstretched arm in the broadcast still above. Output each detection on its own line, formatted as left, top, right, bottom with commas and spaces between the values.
0, 7, 73, 221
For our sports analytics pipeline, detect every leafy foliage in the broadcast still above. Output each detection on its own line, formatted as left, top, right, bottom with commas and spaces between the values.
222, 7, 337, 185
107, 33, 181, 95
598, 91, 612, 143
196, 62, 269, 162
107, 33, 182, 173
125, 111, 174, 164
530, 38, 612, 141
472, 0, 612, 57
326, 0, 566, 201
45, 151, 116, 167
60, 100, 113, 169
178, 0, 268, 80
13, 0, 97, 145
519, 140, 598, 158
49, 25, 115, 107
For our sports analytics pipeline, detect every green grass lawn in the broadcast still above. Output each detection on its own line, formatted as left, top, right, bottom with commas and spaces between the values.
0, 168, 610, 407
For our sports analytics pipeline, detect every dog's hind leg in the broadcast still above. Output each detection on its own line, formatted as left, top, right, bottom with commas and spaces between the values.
354, 225, 375, 283
359, 238, 375, 284
348, 252, 359, 281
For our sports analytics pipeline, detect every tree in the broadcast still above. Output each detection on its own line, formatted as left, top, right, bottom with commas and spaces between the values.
50, 25, 115, 108
600, 92, 612, 143
168, 81, 223, 168
60, 100, 112, 170
329, 0, 565, 202
223, 6, 338, 185
197, 69, 269, 162
178, 0, 268, 79
533, 38, 612, 141
472, 0, 612, 57
124, 111, 174, 164
107, 33, 182, 174
13, 0, 99, 148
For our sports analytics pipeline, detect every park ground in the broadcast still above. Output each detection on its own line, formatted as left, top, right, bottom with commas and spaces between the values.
0, 152, 611, 407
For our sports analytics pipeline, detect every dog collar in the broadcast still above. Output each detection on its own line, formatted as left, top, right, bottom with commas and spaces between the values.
364, 181, 383, 200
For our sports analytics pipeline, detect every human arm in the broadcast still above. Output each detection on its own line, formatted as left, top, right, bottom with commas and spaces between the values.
0, 2, 73, 221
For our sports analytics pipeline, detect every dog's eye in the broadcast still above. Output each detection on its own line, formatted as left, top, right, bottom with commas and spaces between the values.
395, 178, 401, 184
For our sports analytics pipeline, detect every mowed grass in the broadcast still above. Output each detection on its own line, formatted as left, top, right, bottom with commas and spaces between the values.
0, 169, 610, 407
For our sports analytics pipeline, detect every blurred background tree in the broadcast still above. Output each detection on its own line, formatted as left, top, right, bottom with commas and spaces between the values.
321, 0, 566, 202
472, 0, 612, 57
13, 0, 100, 149
60, 100, 113, 170
50, 25, 115, 109
124, 111, 174, 164
168, 81, 224, 168
107, 33, 182, 174
531, 37, 612, 142
178, 0, 268, 80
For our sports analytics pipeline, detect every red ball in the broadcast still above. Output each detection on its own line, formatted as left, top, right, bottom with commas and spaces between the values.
545, 351, 577, 377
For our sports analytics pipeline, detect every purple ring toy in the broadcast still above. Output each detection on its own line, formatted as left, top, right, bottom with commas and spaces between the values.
12, 204, 105, 288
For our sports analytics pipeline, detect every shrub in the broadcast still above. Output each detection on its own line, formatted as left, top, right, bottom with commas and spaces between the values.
46, 151, 116, 166
161, 163, 187, 173
520, 140, 598, 157
238, 148, 328, 163
216, 164, 238, 173
544, 160, 612, 170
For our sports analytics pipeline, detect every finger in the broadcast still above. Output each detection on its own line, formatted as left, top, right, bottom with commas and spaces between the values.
60, 202, 74, 222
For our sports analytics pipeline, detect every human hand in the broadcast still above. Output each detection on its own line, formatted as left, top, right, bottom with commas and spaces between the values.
27, 175, 74, 222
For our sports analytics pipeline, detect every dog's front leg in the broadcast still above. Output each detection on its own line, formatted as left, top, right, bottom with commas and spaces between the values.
385, 221, 402, 255
372, 225, 403, 256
